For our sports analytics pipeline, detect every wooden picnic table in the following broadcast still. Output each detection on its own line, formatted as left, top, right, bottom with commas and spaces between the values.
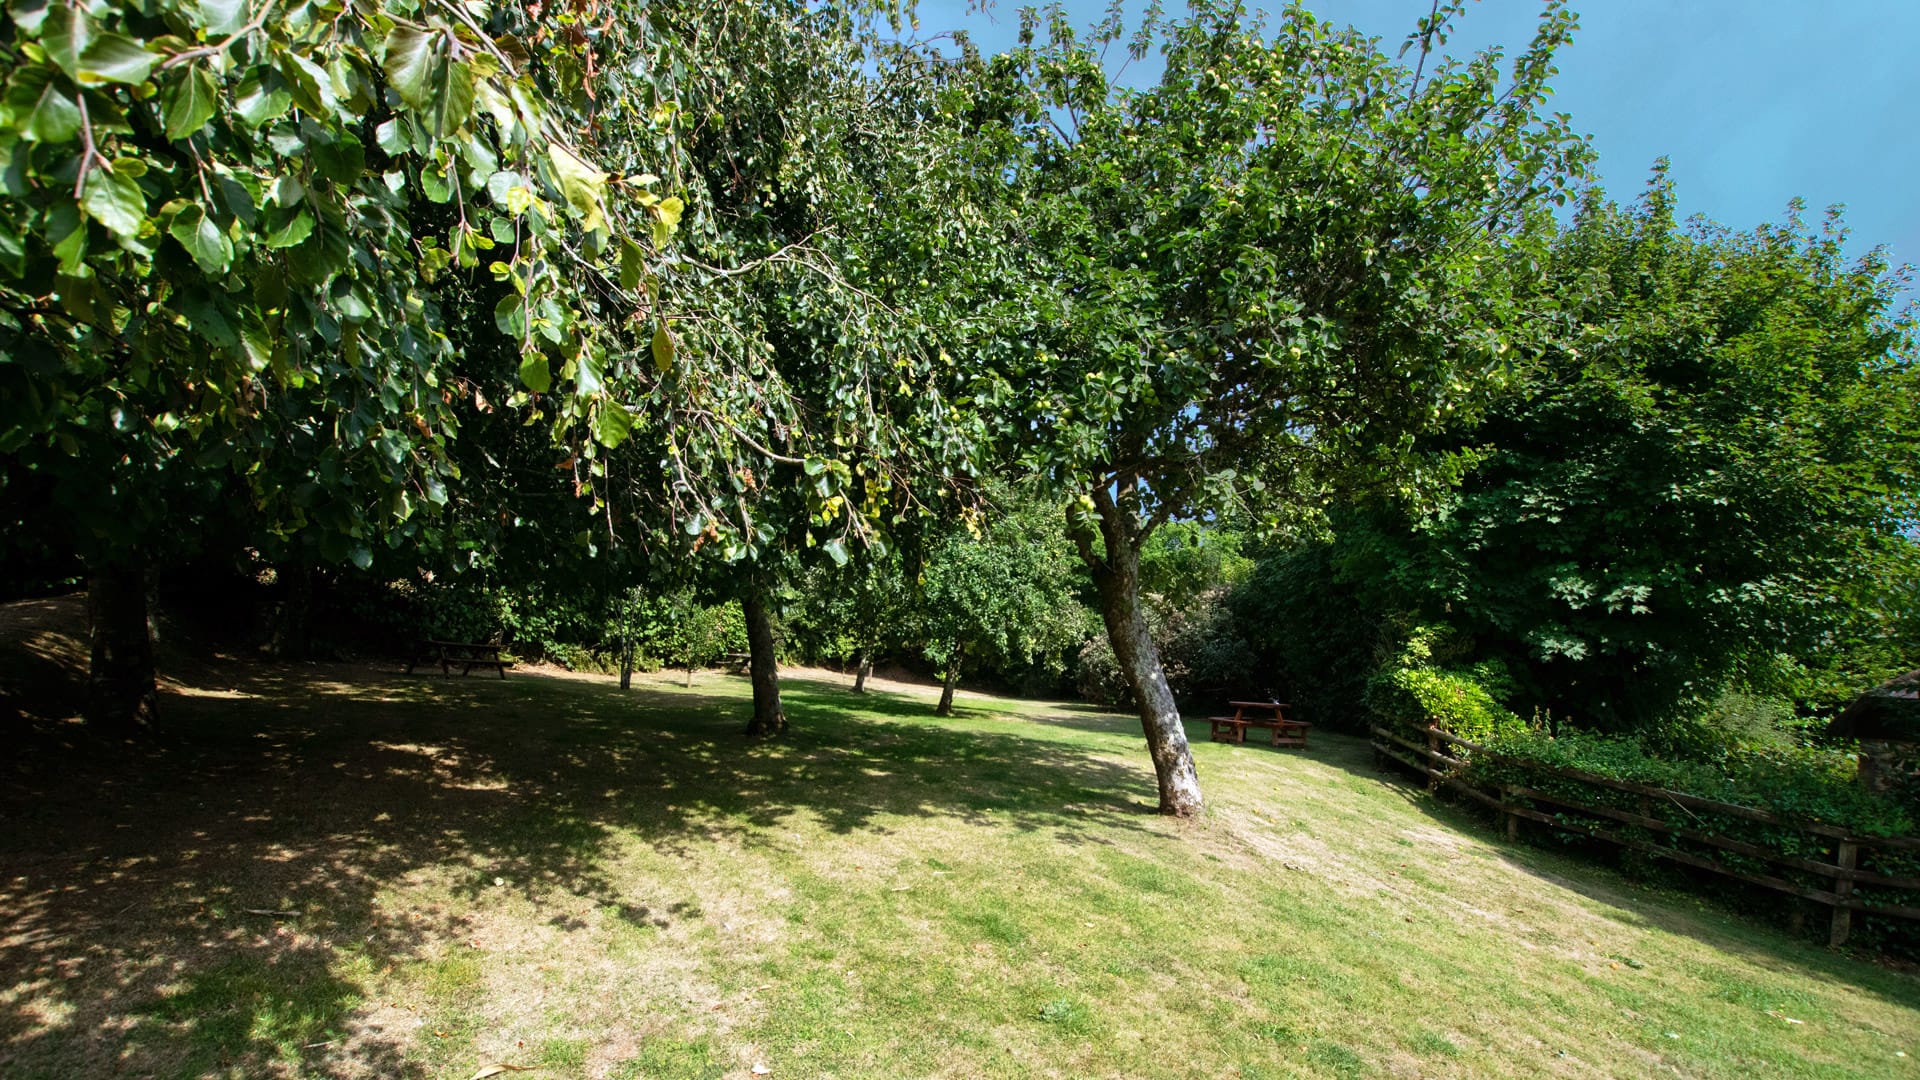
1208, 700, 1309, 748
407, 640, 509, 678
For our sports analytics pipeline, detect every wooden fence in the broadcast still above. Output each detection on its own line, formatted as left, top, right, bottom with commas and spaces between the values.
1370, 724, 1920, 948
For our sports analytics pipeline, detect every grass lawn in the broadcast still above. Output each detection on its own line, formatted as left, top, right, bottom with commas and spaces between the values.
3, 639, 1919, 1077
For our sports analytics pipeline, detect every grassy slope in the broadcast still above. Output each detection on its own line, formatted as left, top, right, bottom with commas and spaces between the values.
2, 650, 1917, 1079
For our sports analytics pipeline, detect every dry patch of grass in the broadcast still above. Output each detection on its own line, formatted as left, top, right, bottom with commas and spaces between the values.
2, 649, 1917, 1079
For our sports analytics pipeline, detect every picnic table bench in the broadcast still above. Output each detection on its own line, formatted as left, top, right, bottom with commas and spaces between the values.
1209, 700, 1309, 748
407, 640, 509, 678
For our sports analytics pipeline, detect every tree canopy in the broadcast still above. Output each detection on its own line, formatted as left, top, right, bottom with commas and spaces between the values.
4, 0, 1915, 820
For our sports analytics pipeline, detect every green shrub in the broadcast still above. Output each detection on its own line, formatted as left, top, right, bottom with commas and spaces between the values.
1456, 727, 1918, 955
1364, 624, 1524, 741
1468, 728, 1910, 836
1643, 689, 1820, 758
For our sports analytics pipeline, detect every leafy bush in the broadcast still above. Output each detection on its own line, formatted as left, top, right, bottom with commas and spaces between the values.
1364, 624, 1524, 741
1453, 727, 1919, 955
1468, 729, 1910, 837
1644, 690, 1820, 757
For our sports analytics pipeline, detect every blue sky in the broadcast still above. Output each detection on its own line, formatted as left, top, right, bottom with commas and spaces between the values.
914, 0, 1920, 292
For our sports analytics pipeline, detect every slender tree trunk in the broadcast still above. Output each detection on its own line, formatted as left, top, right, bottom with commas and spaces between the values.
270, 557, 314, 659
936, 643, 964, 717
620, 638, 633, 690
685, 664, 694, 689
86, 561, 159, 732
1074, 494, 1203, 816
741, 585, 788, 736
853, 651, 871, 694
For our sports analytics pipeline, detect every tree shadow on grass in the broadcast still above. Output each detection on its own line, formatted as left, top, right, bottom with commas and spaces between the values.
1328, 735, 1920, 1012
0, 661, 1161, 1077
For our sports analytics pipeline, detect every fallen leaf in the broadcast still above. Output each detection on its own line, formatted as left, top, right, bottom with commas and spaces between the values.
751, 1065, 771, 1076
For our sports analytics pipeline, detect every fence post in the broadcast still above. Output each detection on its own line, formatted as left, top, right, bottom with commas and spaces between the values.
1426, 726, 1440, 792
1829, 841, 1858, 948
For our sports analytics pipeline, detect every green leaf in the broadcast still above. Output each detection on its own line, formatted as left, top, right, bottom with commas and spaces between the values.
493, 291, 525, 337
168, 203, 233, 274
382, 26, 437, 108
276, 50, 332, 115
283, 218, 348, 284
41, 3, 93, 77
422, 58, 474, 138
76, 33, 156, 86
595, 400, 633, 448
375, 117, 408, 155
419, 159, 453, 203
517, 350, 551, 393
80, 166, 145, 241
329, 55, 375, 117
487, 169, 533, 215
197, 0, 246, 35
9, 69, 81, 143
348, 543, 373, 571
619, 239, 644, 292
546, 142, 605, 232
822, 538, 849, 567
332, 281, 371, 321
652, 194, 684, 243
233, 70, 291, 127
651, 322, 674, 372
8, 0, 50, 36
0, 223, 25, 276
266, 124, 304, 157
47, 205, 86, 272
264, 208, 313, 248
161, 64, 219, 140
310, 129, 364, 184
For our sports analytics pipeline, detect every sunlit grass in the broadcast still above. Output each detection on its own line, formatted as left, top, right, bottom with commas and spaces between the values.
2, 660, 1917, 1078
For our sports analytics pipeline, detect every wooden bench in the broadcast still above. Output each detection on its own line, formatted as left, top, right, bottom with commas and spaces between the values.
1208, 700, 1310, 748
721, 651, 752, 674
407, 640, 509, 678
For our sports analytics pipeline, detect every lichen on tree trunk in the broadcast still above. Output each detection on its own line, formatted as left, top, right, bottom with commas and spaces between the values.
742, 584, 788, 736
86, 562, 159, 732
1071, 490, 1203, 816
853, 652, 871, 694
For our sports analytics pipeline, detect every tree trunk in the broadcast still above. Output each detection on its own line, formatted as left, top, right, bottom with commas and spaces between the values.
936, 644, 963, 716
270, 558, 314, 659
620, 639, 633, 690
685, 664, 694, 689
1074, 494, 1203, 816
741, 585, 788, 736
853, 651, 871, 694
86, 562, 159, 732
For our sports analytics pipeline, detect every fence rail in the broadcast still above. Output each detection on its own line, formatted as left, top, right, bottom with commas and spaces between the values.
1369, 725, 1920, 948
